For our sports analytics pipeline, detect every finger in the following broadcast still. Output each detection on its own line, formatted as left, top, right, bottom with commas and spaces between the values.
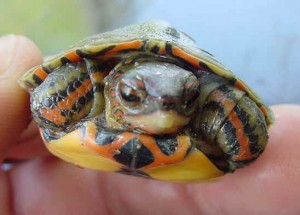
6, 120, 49, 160
0, 170, 10, 214
9, 105, 300, 214
0, 35, 43, 161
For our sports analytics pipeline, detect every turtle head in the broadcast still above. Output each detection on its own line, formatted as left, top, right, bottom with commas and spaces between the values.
104, 59, 199, 135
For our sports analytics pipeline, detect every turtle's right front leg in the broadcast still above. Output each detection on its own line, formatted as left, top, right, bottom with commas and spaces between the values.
31, 62, 94, 131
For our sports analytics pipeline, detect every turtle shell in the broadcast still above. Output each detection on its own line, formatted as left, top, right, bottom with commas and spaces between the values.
19, 20, 274, 182
19, 20, 273, 125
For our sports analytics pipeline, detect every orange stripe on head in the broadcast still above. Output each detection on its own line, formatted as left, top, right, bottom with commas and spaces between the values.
109, 89, 116, 98
111, 100, 120, 107
114, 109, 124, 118
64, 50, 83, 62
113, 72, 123, 79
172, 46, 202, 69
34, 67, 48, 82
105, 40, 144, 55
227, 110, 253, 161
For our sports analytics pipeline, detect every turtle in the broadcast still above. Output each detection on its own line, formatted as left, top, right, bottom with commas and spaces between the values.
19, 20, 273, 182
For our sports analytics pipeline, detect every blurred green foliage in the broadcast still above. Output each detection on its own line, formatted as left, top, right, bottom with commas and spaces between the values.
0, 0, 89, 55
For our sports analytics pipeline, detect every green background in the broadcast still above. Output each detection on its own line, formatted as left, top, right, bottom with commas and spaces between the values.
0, 0, 91, 54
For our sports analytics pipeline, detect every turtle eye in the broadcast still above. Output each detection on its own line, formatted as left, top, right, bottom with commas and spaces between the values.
119, 83, 145, 106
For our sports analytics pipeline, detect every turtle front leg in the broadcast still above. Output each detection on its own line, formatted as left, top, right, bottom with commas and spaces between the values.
192, 84, 269, 172
30, 62, 94, 131
30, 58, 114, 132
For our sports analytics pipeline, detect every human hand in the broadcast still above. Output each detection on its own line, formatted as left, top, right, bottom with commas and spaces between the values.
1, 35, 300, 215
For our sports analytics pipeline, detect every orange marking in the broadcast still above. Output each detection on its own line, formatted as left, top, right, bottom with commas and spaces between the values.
40, 107, 67, 125
209, 90, 236, 113
40, 79, 92, 126
172, 46, 201, 69
34, 67, 48, 81
135, 80, 145, 89
64, 50, 83, 62
227, 110, 253, 161
235, 80, 272, 125
84, 123, 138, 158
56, 79, 92, 110
111, 100, 120, 107
260, 105, 273, 126
83, 122, 192, 169
159, 48, 166, 54
90, 71, 109, 81
260, 106, 269, 118
114, 109, 124, 118
234, 80, 249, 92
110, 90, 116, 97
105, 40, 144, 55
140, 135, 191, 169
113, 73, 122, 78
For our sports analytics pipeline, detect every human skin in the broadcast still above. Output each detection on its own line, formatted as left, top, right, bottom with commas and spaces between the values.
0, 35, 300, 215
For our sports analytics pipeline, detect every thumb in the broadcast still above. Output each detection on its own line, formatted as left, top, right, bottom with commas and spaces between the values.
0, 35, 43, 161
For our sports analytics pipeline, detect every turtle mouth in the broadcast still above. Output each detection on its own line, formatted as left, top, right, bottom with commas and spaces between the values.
124, 110, 191, 135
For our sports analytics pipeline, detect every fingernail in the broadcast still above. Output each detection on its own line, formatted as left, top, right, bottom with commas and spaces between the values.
0, 34, 17, 74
